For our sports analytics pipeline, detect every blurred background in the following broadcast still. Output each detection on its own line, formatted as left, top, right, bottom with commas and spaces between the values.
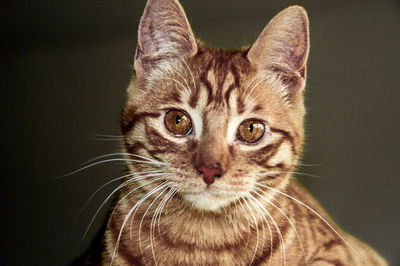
2, 0, 399, 265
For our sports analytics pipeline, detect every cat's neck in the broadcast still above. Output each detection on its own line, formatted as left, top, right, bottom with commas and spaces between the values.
102, 179, 313, 265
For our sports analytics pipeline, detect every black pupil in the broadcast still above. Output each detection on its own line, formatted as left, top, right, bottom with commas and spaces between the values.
249, 123, 254, 133
175, 115, 181, 125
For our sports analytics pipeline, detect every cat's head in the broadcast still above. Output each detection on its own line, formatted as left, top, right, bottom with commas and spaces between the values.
121, 0, 309, 211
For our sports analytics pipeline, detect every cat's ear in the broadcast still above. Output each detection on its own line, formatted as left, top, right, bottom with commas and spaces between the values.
135, 0, 197, 75
248, 6, 309, 99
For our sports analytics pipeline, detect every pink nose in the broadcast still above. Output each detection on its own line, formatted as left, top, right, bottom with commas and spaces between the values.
196, 165, 223, 185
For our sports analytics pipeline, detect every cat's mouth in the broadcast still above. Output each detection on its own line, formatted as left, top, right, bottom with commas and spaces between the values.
183, 190, 242, 211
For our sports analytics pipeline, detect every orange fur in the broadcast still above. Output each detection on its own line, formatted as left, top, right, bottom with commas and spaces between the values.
75, 0, 387, 265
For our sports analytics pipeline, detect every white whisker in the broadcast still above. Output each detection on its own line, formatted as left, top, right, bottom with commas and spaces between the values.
83, 174, 164, 239
160, 76, 191, 94
237, 196, 252, 246
257, 183, 357, 255
137, 184, 170, 262
253, 188, 307, 265
180, 58, 197, 92
150, 187, 177, 265
246, 194, 273, 266
81, 152, 165, 166
89, 138, 123, 141
175, 70, 192, 95
55, 158, 166, 179
242, 76, 258, 98
245, 78, 265, 102
110, 181, 170, 266
248, 193, 286, 266
296, 163, 321, 167
252, 171, 321, 179
242, 195, 260, 265
156, 188, 177, 241
89, 133, 123, 139
78, 170, 164, 218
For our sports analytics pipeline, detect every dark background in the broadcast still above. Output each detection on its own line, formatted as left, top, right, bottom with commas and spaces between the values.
2, 0, 399, 265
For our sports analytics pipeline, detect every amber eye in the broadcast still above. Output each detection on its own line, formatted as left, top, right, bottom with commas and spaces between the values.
237, 120, 265, 143
164, 110, 192, 136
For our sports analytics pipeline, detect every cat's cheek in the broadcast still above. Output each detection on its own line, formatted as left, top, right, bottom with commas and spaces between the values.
266, 141, 293, 168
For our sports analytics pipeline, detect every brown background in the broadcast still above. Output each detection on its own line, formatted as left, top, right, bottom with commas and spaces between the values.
2, 0, 399, 265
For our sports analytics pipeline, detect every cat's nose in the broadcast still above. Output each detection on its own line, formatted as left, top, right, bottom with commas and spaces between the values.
196, 165, 223, 185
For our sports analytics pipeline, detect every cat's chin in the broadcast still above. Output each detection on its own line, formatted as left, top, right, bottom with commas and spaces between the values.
183, 190, 241, 211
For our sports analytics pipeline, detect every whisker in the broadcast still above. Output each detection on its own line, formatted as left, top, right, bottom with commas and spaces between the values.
257, 183, 357, 255
137, 184, 170, 262
159, 76, 191, 94
106, 176, 164, 229
237, 196, 252, 247
81, 152, 165, 166
295, 163, 321, 167
150, 187, 177, 265
252, 171, 321, 179
245, 78, 265, 102
77, 170, 164, 218
242, 76, 258, 98
89, 138, 123, 142
181, 58, 197, 90
156, 188, 177, 242
175, 69, 192, 94
246, 194, 273, 266
253, 188, 307, 265
242, 195, 260, 265
55, 158, 166, 179
89, 133, 123, 139
82, 174, 164, 239
110, 181, 170, 266
248, 193, 286, 266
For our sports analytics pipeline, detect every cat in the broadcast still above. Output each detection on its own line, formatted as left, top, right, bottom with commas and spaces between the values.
74, 0, 387, 265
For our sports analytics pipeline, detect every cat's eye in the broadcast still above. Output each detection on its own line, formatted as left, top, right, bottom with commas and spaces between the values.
237, 120, 265, 144
164, 110, 192, 136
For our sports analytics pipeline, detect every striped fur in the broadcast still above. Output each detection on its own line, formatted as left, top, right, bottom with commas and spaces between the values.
75, 0, 386, 265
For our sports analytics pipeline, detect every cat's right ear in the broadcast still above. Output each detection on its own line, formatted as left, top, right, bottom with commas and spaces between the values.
134, 0, 197, 76
248, 6, 309, 100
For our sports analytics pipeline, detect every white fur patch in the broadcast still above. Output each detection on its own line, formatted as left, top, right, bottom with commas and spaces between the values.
184, 191, 240, 211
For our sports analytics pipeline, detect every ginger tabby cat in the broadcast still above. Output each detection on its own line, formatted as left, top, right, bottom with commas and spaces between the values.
75, 0, 387, 265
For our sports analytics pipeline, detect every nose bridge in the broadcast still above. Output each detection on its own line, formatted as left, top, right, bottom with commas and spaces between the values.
196, 112, 229, 168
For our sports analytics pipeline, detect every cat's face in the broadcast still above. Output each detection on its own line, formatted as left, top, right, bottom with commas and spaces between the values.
120, 0, 308, 212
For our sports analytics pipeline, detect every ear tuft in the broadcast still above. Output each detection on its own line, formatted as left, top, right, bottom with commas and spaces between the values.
248, 6, 309, 99
135, 0, 197, 75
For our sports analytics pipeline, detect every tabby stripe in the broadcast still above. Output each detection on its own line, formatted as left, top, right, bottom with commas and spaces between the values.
120, 111, 161, 135
199, 61, 214, 105
169, 90, 182, 104
253, 137, 285, 167
309, 257, 345, 266
126, 141, 146, 154
215, 66, 229, 104
147, 128, 175, 152
189, 59, 213, 108
270, 127, 297, 154
224, 61, 241, 107
158, 227, 248, 252
323, 239, 342, 250
237, 94, 246, 114
224, 83, 235, 107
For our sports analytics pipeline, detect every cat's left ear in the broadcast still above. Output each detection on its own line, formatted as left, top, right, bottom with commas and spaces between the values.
248, 6, 309, 99
135, 0, 197, 76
